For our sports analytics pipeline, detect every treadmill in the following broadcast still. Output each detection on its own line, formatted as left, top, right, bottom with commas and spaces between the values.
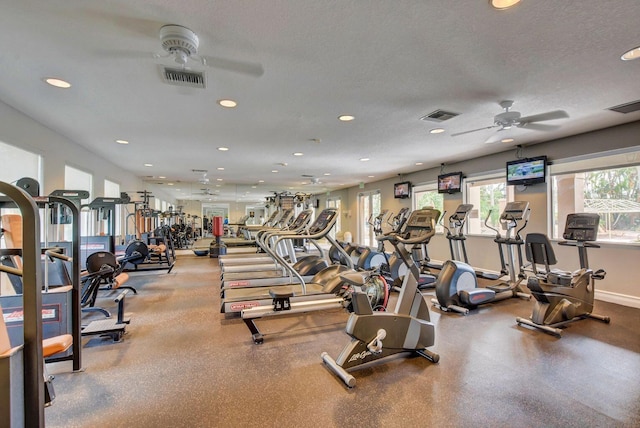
220, 209, 313, 271
221, 213, 328, 282
219, 208, 299, 267
220, 207, 354, 314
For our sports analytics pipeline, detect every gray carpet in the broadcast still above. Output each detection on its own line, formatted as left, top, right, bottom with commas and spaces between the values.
44, 254, 640, 427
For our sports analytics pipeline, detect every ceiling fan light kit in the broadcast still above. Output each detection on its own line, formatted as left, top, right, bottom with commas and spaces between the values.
490, 0, 522, 10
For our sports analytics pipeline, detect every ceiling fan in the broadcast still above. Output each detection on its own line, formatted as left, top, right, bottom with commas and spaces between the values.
451, 100, 569, 141
301, 174, 323, 186
192, 170, 210, 185
154, 24, 264, 77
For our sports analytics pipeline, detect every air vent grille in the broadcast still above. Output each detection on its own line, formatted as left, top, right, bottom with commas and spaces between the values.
161, 67, 206, 88
420, 109, 460, 122
607, 100, 640, 114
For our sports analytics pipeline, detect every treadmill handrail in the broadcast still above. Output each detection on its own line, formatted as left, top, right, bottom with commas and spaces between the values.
261, 208, 350, 293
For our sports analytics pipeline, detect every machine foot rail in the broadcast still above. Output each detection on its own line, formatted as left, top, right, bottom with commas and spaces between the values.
321, 352, 356, 388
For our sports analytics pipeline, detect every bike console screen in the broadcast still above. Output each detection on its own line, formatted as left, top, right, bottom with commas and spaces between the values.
563, 213, 600, 242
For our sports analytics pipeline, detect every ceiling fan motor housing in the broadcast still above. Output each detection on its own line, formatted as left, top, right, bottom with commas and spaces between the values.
160, 25, 199, 63
495, 111, 521, 127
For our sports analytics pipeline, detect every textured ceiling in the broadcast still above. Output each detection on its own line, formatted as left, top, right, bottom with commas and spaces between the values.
0, 0, 639, 202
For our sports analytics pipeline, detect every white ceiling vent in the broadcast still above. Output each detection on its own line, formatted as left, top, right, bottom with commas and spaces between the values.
420, 109, 460, 122
161, 67, 206, 88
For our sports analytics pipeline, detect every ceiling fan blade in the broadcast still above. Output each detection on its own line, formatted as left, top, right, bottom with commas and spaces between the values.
201, 55, 264, 77
518, 110, 569, 124
451, 125, 498, 137
517, 123, 561, 132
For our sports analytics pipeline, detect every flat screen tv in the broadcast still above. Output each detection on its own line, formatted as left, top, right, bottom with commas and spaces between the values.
394, 181, 411, 199
437, 172, 463, 194
506, 156, 547, 186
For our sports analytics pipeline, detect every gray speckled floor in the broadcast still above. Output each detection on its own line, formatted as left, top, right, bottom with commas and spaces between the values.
44, 254, 640, 427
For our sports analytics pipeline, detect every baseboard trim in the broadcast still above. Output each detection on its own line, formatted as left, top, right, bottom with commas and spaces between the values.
595, 290, 640, 309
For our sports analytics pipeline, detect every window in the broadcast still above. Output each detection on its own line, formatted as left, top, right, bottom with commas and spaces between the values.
65, 165, 92, 238
551, 151, 640, 243
0, 142, 42, 246
104, 179, 122, 241
326, 198, 342, 240
357, 191, 381, 246
0, 141, 42, 185
465, 175, 514, 235
413, 183, 444, 233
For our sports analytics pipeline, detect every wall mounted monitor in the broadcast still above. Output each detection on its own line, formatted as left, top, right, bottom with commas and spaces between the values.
394, 181, 411, 199
506, 155, 547, 186
437, 172, 463, 194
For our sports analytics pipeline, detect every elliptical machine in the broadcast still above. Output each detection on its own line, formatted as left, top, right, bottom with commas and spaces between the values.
321, 208, 440, 388
431, 201, 531, 315
379, 207, 438, 289
516, 213, 610, 337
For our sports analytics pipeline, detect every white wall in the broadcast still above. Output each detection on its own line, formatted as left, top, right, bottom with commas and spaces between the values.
0, 100, 175, 203
337, 120, 640, 307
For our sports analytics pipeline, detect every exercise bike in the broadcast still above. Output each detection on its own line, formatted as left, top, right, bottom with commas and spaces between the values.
431, 201, 531, 315
322, 208, 440, 387
516, 213, 610, 337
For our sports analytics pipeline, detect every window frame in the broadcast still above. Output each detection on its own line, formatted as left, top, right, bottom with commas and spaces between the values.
464, 171, 515, 237
412, 182, 444, 234
549, 149, 640, 246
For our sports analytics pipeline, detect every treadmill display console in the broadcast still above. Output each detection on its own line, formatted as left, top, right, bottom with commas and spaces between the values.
290, 210, 311, 228
308, 209, 336, 233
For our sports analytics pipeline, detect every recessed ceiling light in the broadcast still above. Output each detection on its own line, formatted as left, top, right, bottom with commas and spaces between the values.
272, 170, 278, 173
359, 158, 370, 162
323, 173, 331, 176
144, 163, 153, 167
258, 180, 265, 183
115, 139, 129, 145
218, 99, 237, 108
368, 175, 375, 178
293, 152, 304, 156
218, 147, 229, 151
216, 178, 223, 181
415, 162, 423, 166
490, 0, 521, 10
621, 46, 640, 61
44, 78, 71, 88
501, 138, 515, 143
429, 128, 445, 134
217, 167, 225, 171
158, 176, 166, 179
167, 183, 174, 186
338, 115, 355, 122
251, 186, 257, 189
